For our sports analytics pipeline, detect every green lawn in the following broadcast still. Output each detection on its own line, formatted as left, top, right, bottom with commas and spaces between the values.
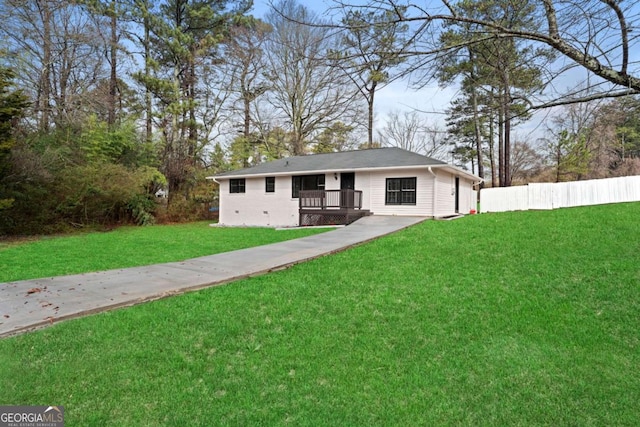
1, 203, 639, 426
0, 222, 331, 282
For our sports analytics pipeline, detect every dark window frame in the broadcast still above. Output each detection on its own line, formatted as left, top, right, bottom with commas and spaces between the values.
265, 176, 275, 193
230, 178, 246, 194
292, 174, 326, 198
386, 177, 417, 205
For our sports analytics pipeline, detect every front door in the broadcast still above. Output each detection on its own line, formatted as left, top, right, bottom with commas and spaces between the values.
340, 172, 355, 208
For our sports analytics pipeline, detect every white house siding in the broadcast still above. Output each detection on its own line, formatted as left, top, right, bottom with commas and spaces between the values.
217, 168, 478, 226
457, 177, 477, 214
218, 176, 299, 227
432, 170, 478, 216
325, 174, 340, 191
434, 171, 455, 217
355, 172, 372, 210
368, 168, 435, 216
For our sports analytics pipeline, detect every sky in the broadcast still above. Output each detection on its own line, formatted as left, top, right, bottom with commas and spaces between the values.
249, 0, 466, 137
247, 0, 638, 147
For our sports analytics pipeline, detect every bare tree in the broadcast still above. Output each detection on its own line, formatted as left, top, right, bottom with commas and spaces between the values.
265, 0, 362, 155
378, 110, 449, 159
542, 96, 640, 180
510, 140, 545, 183
328, 0, 640, 105
224, 18, 272, 140
3, 0, 107, 130
217, 18, 273, 165
80, 0, 122, 127
542, 102, 601, 181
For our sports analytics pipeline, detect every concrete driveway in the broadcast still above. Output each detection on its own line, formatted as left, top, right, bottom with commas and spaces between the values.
0, 215, 427, 338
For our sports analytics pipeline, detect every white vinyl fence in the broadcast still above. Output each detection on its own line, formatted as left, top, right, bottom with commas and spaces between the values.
480, 175, 640, 213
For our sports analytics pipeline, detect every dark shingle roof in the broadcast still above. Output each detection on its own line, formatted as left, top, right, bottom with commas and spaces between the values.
213, 147, 448, 178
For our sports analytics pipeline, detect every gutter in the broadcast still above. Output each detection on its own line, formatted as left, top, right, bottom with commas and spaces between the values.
439, 164, 482, 182
208, 164, 481, 181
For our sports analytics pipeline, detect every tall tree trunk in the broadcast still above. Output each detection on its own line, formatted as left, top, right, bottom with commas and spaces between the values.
188, 59, 197, 158
489, 108, 497, 187
503, 70, 512, 187
470, 86, 484, 188
498, 98, 505, 187
167, 63, 182, 199
292, 105, 305, 155
242, 88, 256, 166
108, 0, 117, 127
243, 96, 251, 138
555, 145, 561, 183
489, 108, 499, 188
504, 106, 512, 186
36, 0, 52, 132
143, 5, 152, 143
186, 60, 197, 199
367, 81, 377, 149
292, 133, 305, 156
467, 50, 484, 188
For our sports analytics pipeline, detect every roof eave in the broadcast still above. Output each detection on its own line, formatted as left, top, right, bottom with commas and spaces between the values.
436, 164, 483, 182
209, 163, 480, 181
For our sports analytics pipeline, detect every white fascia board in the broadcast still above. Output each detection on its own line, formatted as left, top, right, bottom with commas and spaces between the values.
433, 164, 483, 182
210, 164, 476, 181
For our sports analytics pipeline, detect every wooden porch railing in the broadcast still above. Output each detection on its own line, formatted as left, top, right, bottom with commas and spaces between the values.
299, 189, 363, 210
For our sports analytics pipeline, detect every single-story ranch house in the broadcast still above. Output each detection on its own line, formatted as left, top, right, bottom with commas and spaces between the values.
209, 147, 481, 227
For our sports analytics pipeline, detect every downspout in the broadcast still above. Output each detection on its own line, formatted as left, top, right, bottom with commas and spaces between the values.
428, 167, 437, 218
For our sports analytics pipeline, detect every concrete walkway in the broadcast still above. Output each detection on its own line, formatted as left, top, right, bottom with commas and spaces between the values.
0, 215, 427, 338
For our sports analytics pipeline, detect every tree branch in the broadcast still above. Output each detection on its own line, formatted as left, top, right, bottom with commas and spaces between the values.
600, 0, 629, 75
530, 89, 638, 110
331, 1, 640, 95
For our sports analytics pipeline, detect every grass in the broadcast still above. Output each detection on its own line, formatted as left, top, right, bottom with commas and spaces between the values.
0, 222, 332, 282
1, 203, 639, 425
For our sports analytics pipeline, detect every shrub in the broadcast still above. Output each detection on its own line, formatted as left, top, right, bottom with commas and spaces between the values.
55, 163, 166, 226
127, 194, 156, 226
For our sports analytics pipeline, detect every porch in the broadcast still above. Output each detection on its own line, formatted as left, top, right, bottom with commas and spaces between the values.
299, 189, 371, 226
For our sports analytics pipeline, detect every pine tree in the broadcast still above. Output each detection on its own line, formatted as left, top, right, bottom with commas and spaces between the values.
437, 0, 553, 186
339, 8, 408, 148
0, 65, 29, 210
139, 0, 251, 199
